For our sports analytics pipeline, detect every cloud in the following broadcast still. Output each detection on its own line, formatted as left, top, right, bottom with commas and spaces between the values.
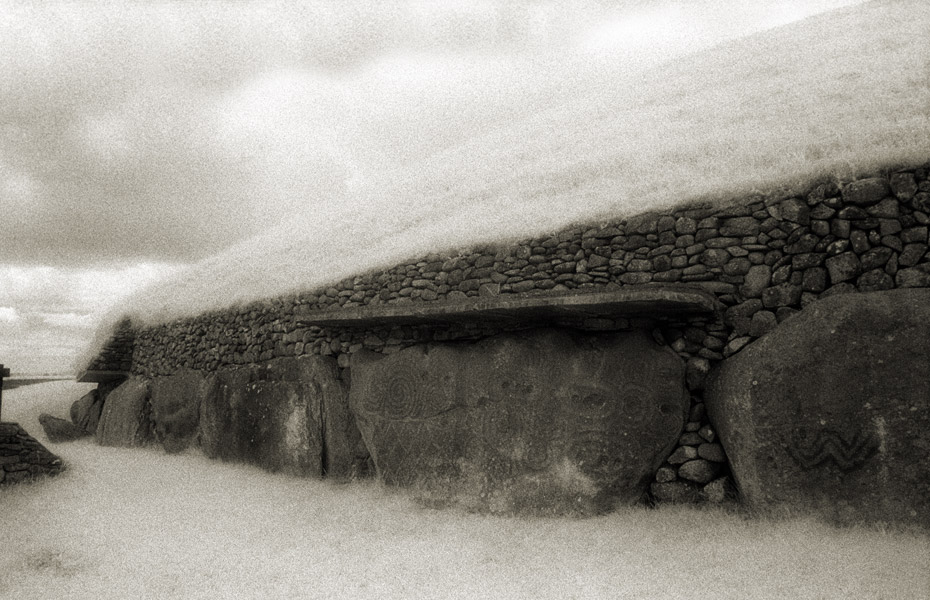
0, 1, 866, 268
0, 264, 179, 374
0, 307, 20, 324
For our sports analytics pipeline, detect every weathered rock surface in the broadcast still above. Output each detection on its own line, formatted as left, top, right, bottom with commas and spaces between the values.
151, 369, 214, 453
70, 389, 104, 435
38, 414, 90, 443
95, 377, 154, 447
706, 289, 930, 526
350, 328, 688, 515
199, 356, 349, 477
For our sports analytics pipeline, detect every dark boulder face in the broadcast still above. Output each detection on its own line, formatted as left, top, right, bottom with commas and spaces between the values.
95, 377, 154, 447
199, 356, 348, 477
39, 414, 90, 443
705, 289, 930, 526
150, 369, 214, 454
349, 328, 688, 515
70, 389, 104, 435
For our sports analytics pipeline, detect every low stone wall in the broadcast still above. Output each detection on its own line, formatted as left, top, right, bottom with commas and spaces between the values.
85, 318, 134, 373
0, 422, 64, 484
123, 167, 930, 377
84, 164, 930, 513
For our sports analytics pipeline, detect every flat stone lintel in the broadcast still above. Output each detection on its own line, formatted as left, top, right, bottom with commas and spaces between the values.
77, 370, 129, 383
298, 285, 721, 328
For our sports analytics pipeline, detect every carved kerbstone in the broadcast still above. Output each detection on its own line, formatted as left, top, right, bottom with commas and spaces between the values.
349, 328, 688, 515
199, 356, 349, 477
95, 376, 154, 447
706, 289, 930, 526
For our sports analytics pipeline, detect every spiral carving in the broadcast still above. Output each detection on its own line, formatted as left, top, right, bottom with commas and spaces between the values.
364, 368, 456, 421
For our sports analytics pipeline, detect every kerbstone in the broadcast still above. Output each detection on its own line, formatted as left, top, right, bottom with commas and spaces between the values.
70, 389, 104, 435
199, 356, 350, 477
39, 414, 89, 443
96, 377, 154, 447
349, 328, 687, 515
150, 369, 214, 453
705, 289, 930, 526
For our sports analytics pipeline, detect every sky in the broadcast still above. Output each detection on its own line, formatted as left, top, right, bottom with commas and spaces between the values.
0, 0, 904, 374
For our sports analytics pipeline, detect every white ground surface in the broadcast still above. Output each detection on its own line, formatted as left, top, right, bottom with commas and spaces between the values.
1, 381, 927, 599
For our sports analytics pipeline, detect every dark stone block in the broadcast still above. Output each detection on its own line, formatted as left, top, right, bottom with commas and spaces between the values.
762, 283, 802, 308
96, 377, 154, 448
150, 369, 213, 454
842, 177, 891, 206
38, 414, 89, 443
70, 389, 104, 435
200, 356, 348, 477
706, 289, 930, 526
825, 252, 861, 284
349, 328, 687, 515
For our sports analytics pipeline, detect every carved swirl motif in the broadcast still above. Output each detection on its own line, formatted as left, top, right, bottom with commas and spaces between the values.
364, 370, 457, 421
787, 427, 879, 472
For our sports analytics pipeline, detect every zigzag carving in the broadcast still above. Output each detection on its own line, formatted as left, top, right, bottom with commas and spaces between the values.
787, 428, 879, 472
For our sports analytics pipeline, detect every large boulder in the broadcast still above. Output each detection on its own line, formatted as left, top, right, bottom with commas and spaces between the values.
199, 356, 349, 477
705, 289, 930, 526
150, 369, 214, 453
70, 389, 104, 435
38, 414, 89, 443
95, 376, 154, 447
349, 328, 688, 515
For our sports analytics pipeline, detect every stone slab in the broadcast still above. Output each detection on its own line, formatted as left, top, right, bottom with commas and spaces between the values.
39, 414, 90, 443
151, 369, 215, 454
95, 376, 154, 447
76, 370, 128, 384
705, 289, 930, 526
70, 389, 104, 435
199, 356, 348, 477
299, 286, 720, 328
349, 328, 688, 515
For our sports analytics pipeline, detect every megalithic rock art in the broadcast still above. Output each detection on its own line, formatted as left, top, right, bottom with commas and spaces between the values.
706, 289, 930, 526
349, 327, 688, 515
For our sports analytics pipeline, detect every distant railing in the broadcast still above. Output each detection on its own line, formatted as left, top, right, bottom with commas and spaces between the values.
0, 364, 9, 421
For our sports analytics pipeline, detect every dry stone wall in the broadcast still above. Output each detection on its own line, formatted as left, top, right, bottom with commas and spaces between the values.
0, 422, 64, 484
85, 318, 134, 373
88, 164, 930, 505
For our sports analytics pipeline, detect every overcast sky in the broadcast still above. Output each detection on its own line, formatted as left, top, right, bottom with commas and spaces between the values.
0, 0, 865, 374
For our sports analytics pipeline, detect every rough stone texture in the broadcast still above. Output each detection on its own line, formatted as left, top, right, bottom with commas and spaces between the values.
79, 166, 930, 509
95, 377, 154, 447
651, 481, 701, 503
842, 178, 891, 206
678, 459, 721, 484
349, 328, 688, 515
199, 356, 348, 477
701, 476, 733, 503
83, 318, 134, 373
705, 289, 930, 526
70, 389, 104, 435
0, 422, 65, 483
150, 369, 214, 453
38, 414, 90, 443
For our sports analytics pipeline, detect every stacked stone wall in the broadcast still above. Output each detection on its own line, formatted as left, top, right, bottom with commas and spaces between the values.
86, 318, 134, 373
92, 164, 930, 502
0, 422, 64, 484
